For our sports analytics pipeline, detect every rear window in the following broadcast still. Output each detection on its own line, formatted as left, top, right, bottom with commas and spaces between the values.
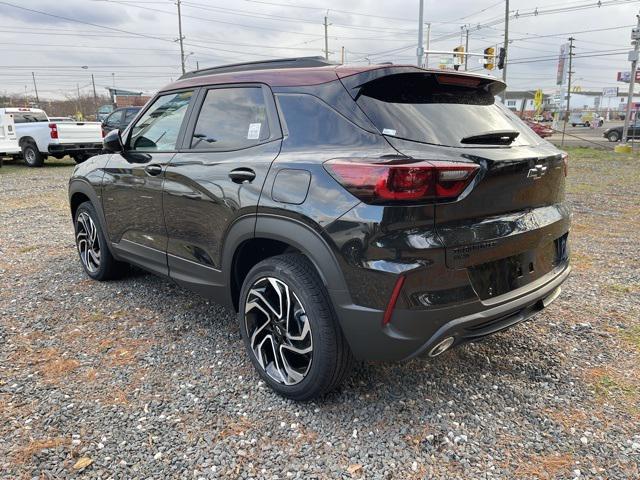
12, 111, 48, 123
355, 73, 540, 147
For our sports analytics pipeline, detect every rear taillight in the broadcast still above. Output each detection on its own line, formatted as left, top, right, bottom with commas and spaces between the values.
48, 123, 58, 139
561, 152, 568, 177
324, 158, 479, 204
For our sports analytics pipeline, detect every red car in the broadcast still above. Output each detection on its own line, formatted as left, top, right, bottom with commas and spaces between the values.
525, 119, 553, 138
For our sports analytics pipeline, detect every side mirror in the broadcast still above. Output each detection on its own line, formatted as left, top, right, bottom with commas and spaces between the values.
103, 129, 123, 153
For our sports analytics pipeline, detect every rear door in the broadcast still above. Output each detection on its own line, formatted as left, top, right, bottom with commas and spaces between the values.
102, 90, 195, 275
163, 84, 282, 299
348, 70, 569, 297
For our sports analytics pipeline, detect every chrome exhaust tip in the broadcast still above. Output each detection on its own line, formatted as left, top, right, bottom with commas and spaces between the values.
428, 336, 455, 357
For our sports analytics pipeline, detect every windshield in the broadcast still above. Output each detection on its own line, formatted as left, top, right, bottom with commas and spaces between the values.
355, 73, 540, 147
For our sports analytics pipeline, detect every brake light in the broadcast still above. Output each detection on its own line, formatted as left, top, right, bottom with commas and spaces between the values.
48, 123, 58, 139
561, 152, 568, 177
324, 158, 479, 204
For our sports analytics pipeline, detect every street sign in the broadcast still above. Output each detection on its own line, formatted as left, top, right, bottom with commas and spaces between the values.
602, 87, 619, 96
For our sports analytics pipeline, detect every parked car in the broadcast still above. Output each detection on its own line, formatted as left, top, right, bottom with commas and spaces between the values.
525, 119, 553, 138
603, 122, 640, 142
69, 57, 571, 400
0, 110, 20, 158
6, 107, 103, 167
101, 107, 141, 137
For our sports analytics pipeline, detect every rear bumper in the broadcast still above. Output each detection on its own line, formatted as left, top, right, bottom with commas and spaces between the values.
49, 143, 102, 155
334, 262, 570, 361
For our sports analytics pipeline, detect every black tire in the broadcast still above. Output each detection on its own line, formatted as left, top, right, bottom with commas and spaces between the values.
22, 141, 45, 167
571, 123, 577, 127
74, 201, 127, 281
607, 131, 620, 142
238, 254, 354, 401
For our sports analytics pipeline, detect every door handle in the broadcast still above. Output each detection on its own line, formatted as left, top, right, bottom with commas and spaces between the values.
229, 168, 256, 184
145, 164, 163, 176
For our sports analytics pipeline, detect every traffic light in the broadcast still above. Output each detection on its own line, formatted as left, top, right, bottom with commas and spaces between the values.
497, 47, 506, 70
484, 47, 495, 70
453, 45, 465, 63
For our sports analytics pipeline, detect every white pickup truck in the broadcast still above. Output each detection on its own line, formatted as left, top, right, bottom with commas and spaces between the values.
0, 111, 20, 160
3, 108, 103, 167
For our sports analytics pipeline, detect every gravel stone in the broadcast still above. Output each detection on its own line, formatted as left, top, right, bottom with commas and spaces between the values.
1, 152, 639, 479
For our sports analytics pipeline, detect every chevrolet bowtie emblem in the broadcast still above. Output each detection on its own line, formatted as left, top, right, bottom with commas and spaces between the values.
527, 164, 548, 180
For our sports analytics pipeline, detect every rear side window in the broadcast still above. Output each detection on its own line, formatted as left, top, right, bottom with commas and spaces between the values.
12, 111, 48, 123
104, 111, 123, 129
129, 91, 193, 151
190, 87, 270, 151
356, 73, 540, 147
276, 94, 379, 149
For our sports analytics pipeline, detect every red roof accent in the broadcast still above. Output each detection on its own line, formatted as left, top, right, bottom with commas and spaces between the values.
161, 63, 501, 92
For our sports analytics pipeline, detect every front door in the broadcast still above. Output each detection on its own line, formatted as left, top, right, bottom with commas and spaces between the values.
162, 85, 282, 299
102, 90, 195, 275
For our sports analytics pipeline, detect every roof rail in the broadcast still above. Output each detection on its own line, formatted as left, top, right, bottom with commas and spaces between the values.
178, 56, 335, 80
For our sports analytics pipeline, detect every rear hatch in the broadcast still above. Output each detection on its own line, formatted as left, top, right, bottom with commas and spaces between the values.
55, 122, 103, 144
343, 68, 570, 299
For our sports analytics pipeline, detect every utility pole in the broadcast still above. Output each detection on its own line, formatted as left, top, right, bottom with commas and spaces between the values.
91, 74, 98, 120
31, 72, 39, 104
464, 28, 470, 70
417, 0, 424, 66
561, 37, 575, 147
622, 13, 640, 147
196, 60, 200, 70
424, 22, 431, 68
177, 0, 186, 74
341, 46, 345, 64
324, 16, 329, 60
502, 0, 509, 83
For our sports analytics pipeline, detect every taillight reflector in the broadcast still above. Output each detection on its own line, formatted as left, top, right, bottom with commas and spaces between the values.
383, 275, 405, 326
48, 123, 58, 139
325, 158, 479, 204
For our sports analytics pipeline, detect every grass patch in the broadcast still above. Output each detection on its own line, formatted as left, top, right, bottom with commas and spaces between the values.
621, 325, 640, 350
17, 245, 38, 254
13, 437, 70, 463
590, 369, 637, 398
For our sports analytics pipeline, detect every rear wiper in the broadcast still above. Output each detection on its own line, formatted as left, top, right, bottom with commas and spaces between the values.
460, 130, 519, 145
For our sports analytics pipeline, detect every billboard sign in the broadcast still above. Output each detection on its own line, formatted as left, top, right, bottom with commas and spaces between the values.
602, 87, 619, 97
556, 44, 569, 85
617, 71, 640, 83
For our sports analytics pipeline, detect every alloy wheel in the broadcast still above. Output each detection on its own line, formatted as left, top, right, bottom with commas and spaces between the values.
25, 148, 36, 164
244, 277, 313, 385
76, 211, 101, 273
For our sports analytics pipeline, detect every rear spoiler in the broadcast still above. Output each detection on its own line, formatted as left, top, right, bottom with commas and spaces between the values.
337, 66, 506, 99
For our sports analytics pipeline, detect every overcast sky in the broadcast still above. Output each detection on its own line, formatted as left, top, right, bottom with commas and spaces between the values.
0, 0, 637, 100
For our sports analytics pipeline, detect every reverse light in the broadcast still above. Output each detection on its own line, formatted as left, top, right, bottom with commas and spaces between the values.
324, 158, 479, 204
48, 123, 58, 139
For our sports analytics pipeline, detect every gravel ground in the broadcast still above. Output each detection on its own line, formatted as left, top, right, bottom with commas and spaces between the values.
0, 150, 639, 479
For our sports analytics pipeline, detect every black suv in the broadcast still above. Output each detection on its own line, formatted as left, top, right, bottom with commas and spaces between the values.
69, 57, 571, 400
101, 107, 142, 136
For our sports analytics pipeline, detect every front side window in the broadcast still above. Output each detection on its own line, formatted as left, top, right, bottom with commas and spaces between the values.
190, 87, 270, 151
129, 91, 193, 151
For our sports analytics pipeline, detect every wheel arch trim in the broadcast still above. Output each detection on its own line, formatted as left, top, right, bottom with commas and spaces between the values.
68, 179, 116, 258
221, 213, 351, 309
